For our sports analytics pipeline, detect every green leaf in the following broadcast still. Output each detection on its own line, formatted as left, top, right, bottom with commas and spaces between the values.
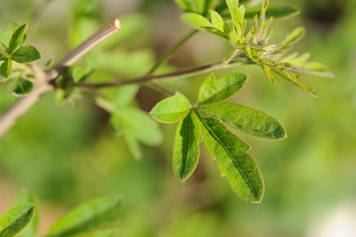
47, 195, 122, 237
245, 5, 300, 20
284, 27, 305, 45
198, 117, 264, 203
0, 203, 35, 237
209, 10, 224, 32
175, 0, 197, 13
0, 52, 8, 61
14, 189, 39, 237
9, 24, 27, 54
72, 66, 93, 83
111, 107, 162, 146
150, 92, 191, 123
175, 0, 214, 15
298, 61, 335, 77
11, 46, 41, 64
8, 78, 34, 97
124, 133, 142, 160
275, 69, 319, 97
200, 102, 287, 139
261, 64, 276, 84
173, 113, 201, 181
0, 59, 12, 79
112, 85, 139, 108
181, 13, 213, 29
198, 73, 247, 105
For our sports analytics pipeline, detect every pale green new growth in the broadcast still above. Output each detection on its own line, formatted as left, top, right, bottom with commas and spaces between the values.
181, 13, 213, 29
150, 92, 191, 123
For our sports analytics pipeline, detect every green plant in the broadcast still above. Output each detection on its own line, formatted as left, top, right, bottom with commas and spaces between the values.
0, 0, 333, 235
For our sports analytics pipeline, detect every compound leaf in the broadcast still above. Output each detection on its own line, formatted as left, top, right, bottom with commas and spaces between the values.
9, 24, 27, 54
150, 92, 191, 123
201, 102, 286, 139
173, 112, 201, 181
8, 78, 34, 97
0, 203, 35, 237
198, 117, 264, 203
181, 13, 213, 29
11, 46, 41, 64
47, 195, 122, 237
198, 73, 247, 105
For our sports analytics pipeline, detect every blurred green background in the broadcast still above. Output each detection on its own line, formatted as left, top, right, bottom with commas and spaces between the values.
1, 0, 356, 236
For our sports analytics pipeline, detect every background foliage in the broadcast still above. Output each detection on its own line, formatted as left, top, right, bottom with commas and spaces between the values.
0, 0, 356, 236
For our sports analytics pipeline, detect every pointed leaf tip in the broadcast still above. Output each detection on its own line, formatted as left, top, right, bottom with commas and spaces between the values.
9, 24, 27, 54
198, 117, 264, 203
0, 203, 35, 237
150, 92, 191, 123
198, 73, 248, 105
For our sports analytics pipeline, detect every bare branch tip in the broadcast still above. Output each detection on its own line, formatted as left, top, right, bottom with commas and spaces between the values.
113, 19, 121, 30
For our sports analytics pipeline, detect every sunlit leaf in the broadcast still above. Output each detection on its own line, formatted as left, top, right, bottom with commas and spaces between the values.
11, 46, 41, 64
173, 113, 201, 181
284, 27, 305, 45
198, 117, 264, 203
150, 92, 191, 123
9, 24, 27, 54
209, 10, 224, 32
14, 189, 39, 237
0, 58, 12, 79
181, 13, 213, 29
198, 73, 247, 105
47, 195, 122, 237
201, 102, 287, 139
8, 78, 34, 97
0, 203, 35, 237
245, 5, 300, 19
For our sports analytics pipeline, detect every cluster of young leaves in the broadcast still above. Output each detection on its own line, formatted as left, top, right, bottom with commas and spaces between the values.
150, 72, 286, 203
0, 24, 41, 96
178, 0, 333, 97
0, 189, 122, 237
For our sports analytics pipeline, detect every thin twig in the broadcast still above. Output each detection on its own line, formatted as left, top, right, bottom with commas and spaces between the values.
147, 30, 197, 75
0, 19, 121, 138
76, 56, 249, 89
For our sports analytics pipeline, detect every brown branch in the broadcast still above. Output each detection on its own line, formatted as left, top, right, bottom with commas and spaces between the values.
0, 19, 121, 138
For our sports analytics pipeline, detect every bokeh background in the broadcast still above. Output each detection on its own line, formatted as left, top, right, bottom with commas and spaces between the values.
0, 0, 356, 236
